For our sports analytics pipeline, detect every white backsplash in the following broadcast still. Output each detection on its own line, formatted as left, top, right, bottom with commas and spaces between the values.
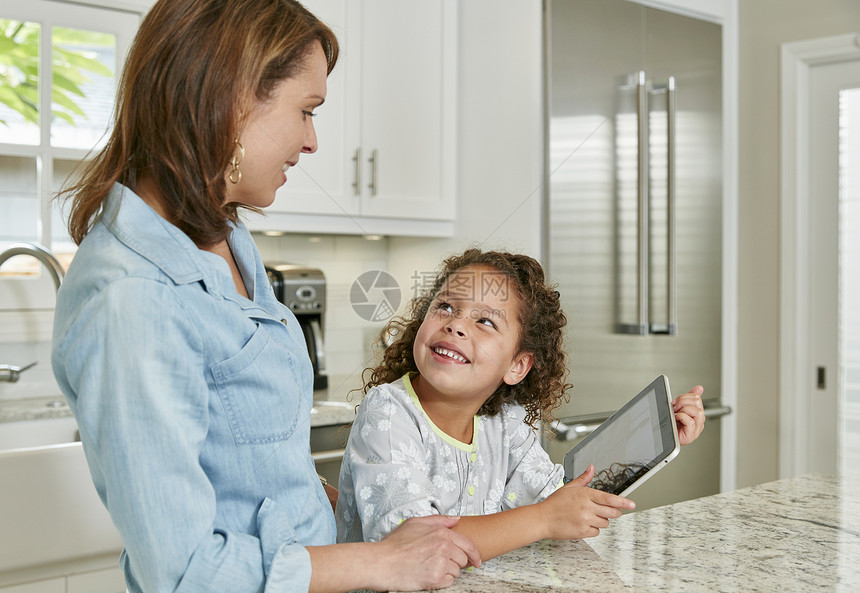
0, 233, 393, 403
0, 304, 61, 402
253, 233, 391, 383
0, 336, 61, 403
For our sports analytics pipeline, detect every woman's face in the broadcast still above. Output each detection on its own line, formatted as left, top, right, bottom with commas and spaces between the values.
225, 42, 328, 208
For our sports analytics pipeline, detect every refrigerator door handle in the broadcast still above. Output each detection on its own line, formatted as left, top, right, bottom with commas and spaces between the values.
616, 73, 677, 337
649, 76, 678, 336
636, 70, 650, 336
667, 76, 677, 335
617, 71, 650, 336
551, 403, 732, 443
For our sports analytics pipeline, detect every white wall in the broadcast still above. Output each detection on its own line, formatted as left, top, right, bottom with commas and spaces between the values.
256, 1, 546, 392
736, 0, 860, 487
385, 0, 545, 298
12, 0, 859, 494
0, 276, 61, 403
0, 0, 545, 407
254, 233, 390, 379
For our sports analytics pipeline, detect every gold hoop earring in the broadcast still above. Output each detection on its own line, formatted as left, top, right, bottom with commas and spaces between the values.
229, 140, 244, 184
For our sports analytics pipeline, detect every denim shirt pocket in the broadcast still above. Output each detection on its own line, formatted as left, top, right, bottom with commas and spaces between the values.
212, 322, 302, 445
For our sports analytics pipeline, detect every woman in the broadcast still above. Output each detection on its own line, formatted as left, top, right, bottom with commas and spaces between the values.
51, 1, 479, 591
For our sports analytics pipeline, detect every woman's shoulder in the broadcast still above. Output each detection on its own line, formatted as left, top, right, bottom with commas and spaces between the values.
67, 223, 172, 299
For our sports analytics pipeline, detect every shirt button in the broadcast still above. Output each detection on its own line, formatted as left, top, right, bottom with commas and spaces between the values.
280, 318, 288, 326
468, 485, 475, 496
470, 452, 477, 463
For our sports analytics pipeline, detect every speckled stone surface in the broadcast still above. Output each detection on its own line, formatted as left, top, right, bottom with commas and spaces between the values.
310, 400, 356, 426
1, 396, 355, 427
429, 539, 631, 592
400, 473, 860, 593
1, 373, 361, 427
0, 395, 71, 422
588, 473, 860, 592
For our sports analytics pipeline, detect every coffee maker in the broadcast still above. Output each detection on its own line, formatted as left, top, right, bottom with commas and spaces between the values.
265, 263, 328, 391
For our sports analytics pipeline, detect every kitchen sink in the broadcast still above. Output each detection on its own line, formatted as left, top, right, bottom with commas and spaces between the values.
0, 414, 79, 451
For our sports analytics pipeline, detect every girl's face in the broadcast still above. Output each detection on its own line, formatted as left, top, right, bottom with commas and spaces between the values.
412, 265, 533, 409
225, 42, 328, 209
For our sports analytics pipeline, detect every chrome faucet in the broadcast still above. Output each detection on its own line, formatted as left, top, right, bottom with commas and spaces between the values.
0, 362, 37, 383
0, 242, 64, 383
0, 242, 64, 292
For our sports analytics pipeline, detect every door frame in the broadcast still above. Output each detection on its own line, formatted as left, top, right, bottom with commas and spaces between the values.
779, 33, 860, 478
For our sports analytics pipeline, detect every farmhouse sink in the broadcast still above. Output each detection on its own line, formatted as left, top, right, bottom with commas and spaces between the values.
0, 442, 122, 576
0, 396, 355, 578
0, 414, 78, 451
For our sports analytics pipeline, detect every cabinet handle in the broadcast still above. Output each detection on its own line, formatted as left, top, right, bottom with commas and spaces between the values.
312, 448, 346, 463
351, 148, 362, 196
368, 149, 378, 196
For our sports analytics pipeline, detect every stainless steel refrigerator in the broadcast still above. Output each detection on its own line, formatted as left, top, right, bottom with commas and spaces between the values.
543, 0, 730, 509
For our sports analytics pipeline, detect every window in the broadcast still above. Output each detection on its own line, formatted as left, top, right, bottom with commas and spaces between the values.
0, 0, 139, 276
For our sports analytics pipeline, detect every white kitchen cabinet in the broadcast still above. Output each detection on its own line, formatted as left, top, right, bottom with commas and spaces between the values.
0, 566, 124, 593
0, 578, 64, 593
66, 567, 126, 593
245, 0, 457, 237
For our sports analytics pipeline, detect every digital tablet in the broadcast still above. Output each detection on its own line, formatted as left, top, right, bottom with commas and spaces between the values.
563, 375, 680, 497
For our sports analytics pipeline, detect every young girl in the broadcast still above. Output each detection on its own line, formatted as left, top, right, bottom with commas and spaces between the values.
335, 249, 706, 560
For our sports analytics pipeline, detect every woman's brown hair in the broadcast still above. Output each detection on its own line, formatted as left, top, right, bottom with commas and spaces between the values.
60, 0, 339, 247
364, 248, 572, 427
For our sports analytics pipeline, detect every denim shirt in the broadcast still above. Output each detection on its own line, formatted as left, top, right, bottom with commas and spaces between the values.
51, 183, 334, 593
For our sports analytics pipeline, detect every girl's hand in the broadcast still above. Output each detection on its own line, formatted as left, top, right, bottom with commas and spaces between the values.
673, 385, 706, 445
540, 465, 635, 540
374, 515, 481, 591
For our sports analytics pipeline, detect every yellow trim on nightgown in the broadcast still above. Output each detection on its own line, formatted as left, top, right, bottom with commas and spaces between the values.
402, 373, 479, 452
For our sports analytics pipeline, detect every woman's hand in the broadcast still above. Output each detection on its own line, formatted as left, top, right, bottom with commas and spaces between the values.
373, 515, 481, 591
539, 465, 635, 540
673, 385, 706, 445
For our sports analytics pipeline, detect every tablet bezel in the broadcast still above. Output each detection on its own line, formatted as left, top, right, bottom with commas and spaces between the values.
562, 375, 680, 497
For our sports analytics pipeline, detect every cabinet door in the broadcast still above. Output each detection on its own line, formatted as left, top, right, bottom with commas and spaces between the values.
358, 0, 456, 220
0, 579, 64, 593
267, 0, 361, 217
67, 567, 126, 593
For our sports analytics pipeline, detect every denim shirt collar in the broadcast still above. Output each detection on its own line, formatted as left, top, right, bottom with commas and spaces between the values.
101, 182, 264, 306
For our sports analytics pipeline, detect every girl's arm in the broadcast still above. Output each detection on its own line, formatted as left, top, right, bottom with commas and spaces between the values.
450, 465, 635, 561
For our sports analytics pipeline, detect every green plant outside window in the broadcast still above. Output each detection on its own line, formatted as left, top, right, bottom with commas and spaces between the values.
0, 19, 113, 131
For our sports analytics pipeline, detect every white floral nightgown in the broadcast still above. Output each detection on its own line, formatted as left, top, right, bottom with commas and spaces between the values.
335, 374, 564, 543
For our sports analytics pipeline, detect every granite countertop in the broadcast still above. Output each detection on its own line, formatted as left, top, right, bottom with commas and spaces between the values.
0, 395, 72, 423
403, 473, 860, 593
0, 373, 363, 427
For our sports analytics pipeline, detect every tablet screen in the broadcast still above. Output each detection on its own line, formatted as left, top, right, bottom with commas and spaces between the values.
563, 375, 679, 496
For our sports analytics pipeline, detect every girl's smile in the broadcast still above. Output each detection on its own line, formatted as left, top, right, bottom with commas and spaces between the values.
430, 342, 470, 364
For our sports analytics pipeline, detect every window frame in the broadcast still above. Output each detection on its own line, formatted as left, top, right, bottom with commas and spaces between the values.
0, 0, 144, 311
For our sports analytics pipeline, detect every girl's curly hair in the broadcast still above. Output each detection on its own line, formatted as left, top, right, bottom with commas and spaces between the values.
363, 248, 572, 427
